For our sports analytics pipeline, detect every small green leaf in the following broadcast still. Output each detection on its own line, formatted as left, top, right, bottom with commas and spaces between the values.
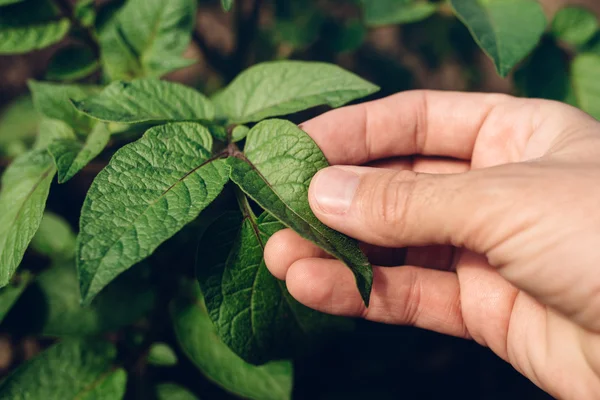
46, 44, 99, 81
221, 0, 233, 12
363, 0, 438, 27
212, 61, 379, 123
231, 125, 250, 142
0, 339, 125, 399
72, 79, 215, 124
552, 6, 598, 48
34, 118, 77, 150
76, 122, 229, 304
0, 0, 24, 6
0, 96, 40, 156
228, 119, 372, 305
0, 0, 70, 54
148, 343, 178, 366
29, 81, 100, 133
171, 285, 293, 400
156, 384, 199, 400
74, 0, 96, 28
48, 123, 110, 183
450, 0, 547, 77
31, 212, 76, 260
198, 211, 352, 364
0, 150, 56, 287
0, 272, 32, 324
9, 261, 154, 337
571, 53, 600, 120
98, 0, 197, 79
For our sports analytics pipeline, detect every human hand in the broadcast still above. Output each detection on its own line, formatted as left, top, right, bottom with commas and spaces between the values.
264, 91, 600, 399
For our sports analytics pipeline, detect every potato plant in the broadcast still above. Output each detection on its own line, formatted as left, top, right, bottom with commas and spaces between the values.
0, 0, 599, 399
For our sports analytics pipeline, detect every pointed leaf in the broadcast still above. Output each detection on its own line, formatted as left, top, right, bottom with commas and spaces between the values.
450, 0, 547, 77
212, 61, 379, 123
76, 122, 229, 304
0, 272, 32, 324
221, 0, 233, 12
29, 81, 100, 133
30, 212, 76, 260
46, 44, 99, 81
198, 211, 352, 364
363, 0, 438, 27
571, 53, 600, 120
0, 339, 125, 399
0, 0, 70, 54
171, 285, 293, 400
552, 6, 599, 47
48, 123, 111, 183
156, 384, 199, 400
148, 343, 178, 366
98, 0, 197, 79
72, 79, 215, 124
228, 119, 372, 305
0, 150, 56, 287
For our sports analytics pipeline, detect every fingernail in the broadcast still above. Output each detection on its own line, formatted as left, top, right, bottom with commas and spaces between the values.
311, 167, 359, 215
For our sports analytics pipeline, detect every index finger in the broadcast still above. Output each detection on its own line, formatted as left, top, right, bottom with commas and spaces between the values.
301, 90, 514, 165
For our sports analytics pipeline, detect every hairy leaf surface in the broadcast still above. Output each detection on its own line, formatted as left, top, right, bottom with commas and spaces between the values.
76, 122, 228, 304
0, 150, 56, 287
171, 285, 293, 400
212, 61, 379, 123
228, 119, 372, 305
0, 339, 125, 399
450, 0, 546, 77
72, 79, 215, 124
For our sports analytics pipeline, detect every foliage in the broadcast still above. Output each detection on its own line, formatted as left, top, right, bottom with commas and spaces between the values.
0, 0, 598, 398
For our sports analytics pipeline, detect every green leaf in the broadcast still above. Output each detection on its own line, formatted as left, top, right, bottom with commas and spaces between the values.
148, 343, 178, 366
272, 1, 324, 49
0, 96, 41, 156
48, 122, 110, 183
0, 0, 24, 6
231, 125, 250, 142
74, 0, 96, 28
72, 79, 215, 124
34, 118, 77, 150
76, 122, 229, 304
29, 81, 100, 133
171, 285, 293, 400
156, 384, 199, 400
46, 44, 100, 81
198, 211, 352, 364
329, 18, 367, 54
363, 0, 438, 27
227, 119, 372, 305
0, 272, 32, 324
212, 61, 379, 123
571, 53, 600, 120
0, 339, 125, 399
9, 260, 154, 337
80, 369, 127, 400
30, 212, 76, 260
450, 0, 547, 77
98, 0, 197, 79
552, 6, 598, 47
221, 0, 233, 12
0, 0, 70, 54
0, 150, 56, 287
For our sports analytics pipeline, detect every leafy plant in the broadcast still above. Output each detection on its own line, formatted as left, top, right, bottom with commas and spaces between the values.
0, 0, 599, 398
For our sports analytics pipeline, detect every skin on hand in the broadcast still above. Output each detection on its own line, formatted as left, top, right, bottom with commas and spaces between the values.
263, 90, 600, 399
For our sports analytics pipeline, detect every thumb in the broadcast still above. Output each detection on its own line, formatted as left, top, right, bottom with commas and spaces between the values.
308, 165, 514, 252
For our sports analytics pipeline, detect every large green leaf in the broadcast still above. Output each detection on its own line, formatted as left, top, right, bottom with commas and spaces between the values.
30, 212, 76, 260
0, 150, 56, 287
212, 61, 379, 123
98, 0, 196, 79
0, 339, 126, 399
9, 261, 154, 337
552, 6, 599, 47
171, 284, 293, 400
0, 0, 70, 54
571, 53, 600, 120
228, 119, 372, 305
76, 122, 229, 304
363, 0, 438, 27
72, 79, 215, 124
0, 272, 32, 324
198, 211, 351, 364
450, 0, 547, 77
48, 123, 111, 183
156, 384, 199, 400
29, 81, 100, 133
0, 96, 40, 157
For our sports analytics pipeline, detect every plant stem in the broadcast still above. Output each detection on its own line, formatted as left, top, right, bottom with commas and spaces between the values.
52, 0, 100, 57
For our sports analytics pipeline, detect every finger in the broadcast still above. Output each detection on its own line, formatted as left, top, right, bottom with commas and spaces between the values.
264, 229, 329, 280
367, 156, 470, 174
285, 258, 469, 338
300, 90, 515, 165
